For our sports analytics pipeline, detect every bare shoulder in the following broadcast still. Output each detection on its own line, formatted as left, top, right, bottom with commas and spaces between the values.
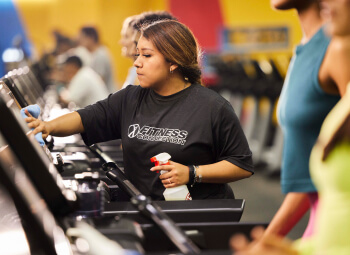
327, 36, 350, 58
320, 36, 350, 96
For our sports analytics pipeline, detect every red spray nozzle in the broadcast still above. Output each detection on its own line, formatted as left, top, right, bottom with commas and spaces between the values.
150, 157, 160, 166
150, 153, 171, 173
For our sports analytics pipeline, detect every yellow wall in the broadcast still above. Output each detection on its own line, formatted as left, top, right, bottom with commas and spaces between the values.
220, 0, 302, 48
219, 0, 302, 75
15, 0, 168, 89
15, 0, 300, 89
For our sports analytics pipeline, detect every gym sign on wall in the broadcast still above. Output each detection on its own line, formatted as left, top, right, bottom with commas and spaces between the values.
221, 26, 289, 53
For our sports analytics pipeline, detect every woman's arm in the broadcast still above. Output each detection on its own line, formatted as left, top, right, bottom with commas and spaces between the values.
263, 192, 310, 237
194, 160, 252, 183
151, 160, 252, 188
25, 111, 84, 139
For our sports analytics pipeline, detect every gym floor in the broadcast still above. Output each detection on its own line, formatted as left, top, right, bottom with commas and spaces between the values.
230, 168, 310, 241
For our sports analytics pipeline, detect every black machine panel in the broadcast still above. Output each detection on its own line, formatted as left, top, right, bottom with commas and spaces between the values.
0, 89, 78, 216
104, 199, 244, 224
141, 222, 269, 252
0, 133, 71, 254
1, 77, 28, 107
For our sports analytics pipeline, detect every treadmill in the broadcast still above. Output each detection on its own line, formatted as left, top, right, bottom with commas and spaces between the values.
0, 88, 145, 254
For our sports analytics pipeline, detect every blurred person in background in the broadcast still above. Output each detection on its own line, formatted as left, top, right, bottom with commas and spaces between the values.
31, 31, 75, 90
231, 0, 350, 254
78, 26, 116, 93
52, 30, 75, 56
58, 55, 109, 108
120, 11, 178, 89
231, 1, 350, 253
31, 30, 92, 90
120, 15, 139, 89
298, 0, 350, 253
258, 0, 349, 242
51, 30, 92, 67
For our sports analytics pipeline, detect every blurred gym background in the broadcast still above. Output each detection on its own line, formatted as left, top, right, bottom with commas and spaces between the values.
0, 0, 308, 240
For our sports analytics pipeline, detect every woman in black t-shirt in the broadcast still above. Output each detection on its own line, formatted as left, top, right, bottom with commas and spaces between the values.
25, 20, 253, 200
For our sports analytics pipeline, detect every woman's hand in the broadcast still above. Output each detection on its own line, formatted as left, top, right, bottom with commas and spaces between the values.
230, 226, 298, 255
150, 161, 189, 188
24, 109, 51, 139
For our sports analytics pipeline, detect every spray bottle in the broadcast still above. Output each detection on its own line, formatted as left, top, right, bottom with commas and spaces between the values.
150, 152, 192, 201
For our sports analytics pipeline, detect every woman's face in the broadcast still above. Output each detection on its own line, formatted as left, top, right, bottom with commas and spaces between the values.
134, 36, 171, 89
321, 0, 350, 36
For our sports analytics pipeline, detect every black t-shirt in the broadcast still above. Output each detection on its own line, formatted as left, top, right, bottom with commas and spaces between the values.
77, 84, 253, 200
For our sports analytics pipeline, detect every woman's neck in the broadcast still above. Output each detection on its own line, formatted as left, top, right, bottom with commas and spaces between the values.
298, 2, 324, 45
153, 78, 191, 96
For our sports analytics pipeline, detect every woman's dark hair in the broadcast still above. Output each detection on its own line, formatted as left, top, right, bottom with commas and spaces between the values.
322, 113, 350, 161
132, 11, 177, 32
141, 20, 202, 84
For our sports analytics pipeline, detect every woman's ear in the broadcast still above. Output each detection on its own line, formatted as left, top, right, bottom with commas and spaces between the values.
169, 63, 179, 73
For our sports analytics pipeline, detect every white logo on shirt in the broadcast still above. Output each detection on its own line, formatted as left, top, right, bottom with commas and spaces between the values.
128, 124, 140, 138
127, 124, 188, 145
